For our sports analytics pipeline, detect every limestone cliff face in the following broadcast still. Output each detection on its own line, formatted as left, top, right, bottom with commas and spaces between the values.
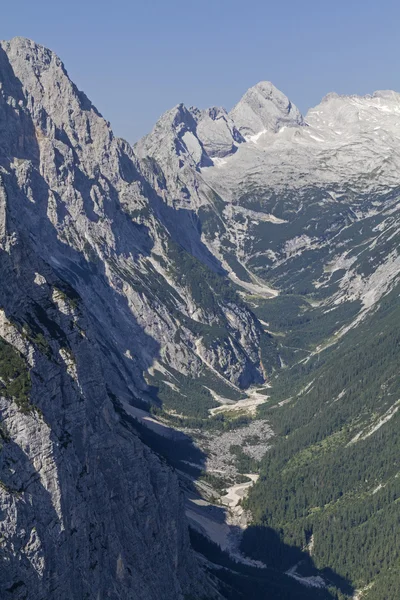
0, 37, 267, 395
0, 37, 229, 599
0, 241, 207, 600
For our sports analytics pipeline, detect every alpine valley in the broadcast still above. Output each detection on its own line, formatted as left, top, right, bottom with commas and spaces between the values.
0, 37, 399, 600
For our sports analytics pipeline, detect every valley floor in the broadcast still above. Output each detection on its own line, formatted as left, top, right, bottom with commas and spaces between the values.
122, 384, 275, 565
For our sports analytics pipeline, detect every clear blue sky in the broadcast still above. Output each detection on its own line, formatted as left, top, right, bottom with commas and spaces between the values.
2, 0, 400, 142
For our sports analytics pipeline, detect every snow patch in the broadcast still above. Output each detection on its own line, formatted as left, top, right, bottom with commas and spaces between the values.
246, 128, 267, 144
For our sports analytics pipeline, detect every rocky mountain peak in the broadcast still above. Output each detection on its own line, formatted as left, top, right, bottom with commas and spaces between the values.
2, 36, 55, 62
136, 81, 305, 173
166, 102, 198, 132
136, 100, 245, 169
229, 80, 304, 138
136, 102, 213, 177
0, 34, 113, 181
1, 36, 80, 113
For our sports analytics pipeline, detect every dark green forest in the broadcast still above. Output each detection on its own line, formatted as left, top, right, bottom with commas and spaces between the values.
241, 284, 400, 599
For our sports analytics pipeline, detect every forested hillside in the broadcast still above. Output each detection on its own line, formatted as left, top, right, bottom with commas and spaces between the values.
243, 283, 400, 598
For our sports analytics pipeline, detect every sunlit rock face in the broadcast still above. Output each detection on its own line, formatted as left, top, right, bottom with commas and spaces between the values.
229, 80, 304, 138
0, 37, 226, 600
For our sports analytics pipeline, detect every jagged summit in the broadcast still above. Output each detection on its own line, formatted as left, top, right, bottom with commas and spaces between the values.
136, 80, 304, 186
1, 36, 63, 73
195, 81, 400, 196
229, 80, 304, 138
0, 35, 104, 145
2, 36, 45, 49
135, 72, 400, 214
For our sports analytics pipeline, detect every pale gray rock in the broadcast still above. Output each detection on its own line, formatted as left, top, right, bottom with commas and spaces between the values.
0, 36, 235, 600
0, 244, 207, 600
204, 87, 400, 196
229, 80, 304, 138
0, 36, 264, 394
194, 106, 245, 158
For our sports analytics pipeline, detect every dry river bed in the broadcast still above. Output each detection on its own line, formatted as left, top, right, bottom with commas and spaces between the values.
123, 389, 337, 590
123, 388, 275, 564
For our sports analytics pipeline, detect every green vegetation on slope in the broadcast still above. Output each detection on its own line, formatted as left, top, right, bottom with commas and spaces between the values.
0, 337, 31, 413
242, 284, 400, 596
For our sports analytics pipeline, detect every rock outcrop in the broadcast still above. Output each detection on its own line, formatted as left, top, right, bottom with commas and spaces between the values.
229, 80, 304, 138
